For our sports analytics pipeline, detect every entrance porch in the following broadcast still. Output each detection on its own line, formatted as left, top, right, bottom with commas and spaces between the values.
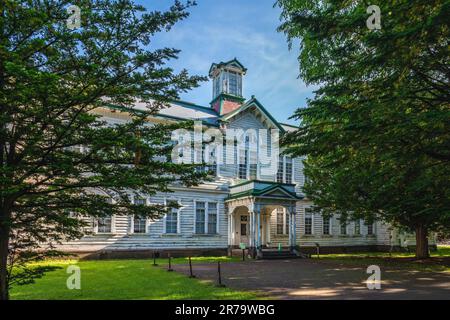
226, 180, 303, 258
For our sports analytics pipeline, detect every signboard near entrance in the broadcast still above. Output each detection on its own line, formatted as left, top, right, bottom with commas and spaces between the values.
239, 243, 246, 250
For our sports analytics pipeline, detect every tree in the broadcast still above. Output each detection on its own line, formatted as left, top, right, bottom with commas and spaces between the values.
277, 0, 450, 259
0, 0, 206, 300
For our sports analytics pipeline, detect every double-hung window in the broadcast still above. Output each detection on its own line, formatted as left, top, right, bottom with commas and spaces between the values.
276, 156, 284, 183
207, 202, 218, 234
165, 201, 178, 234
354, 220, 361, 235
323, 217, 331, 235
98, 216, 112, 233
277, 156, 293, 184
304, 213, 312, 235
340, 221, 347, 235
366, 221, 374, 235
285, 157, 293, 184
133, 197, 147, 234
276, 208, 284, 234
276, 208, 290, 235
196, 201, 218, 234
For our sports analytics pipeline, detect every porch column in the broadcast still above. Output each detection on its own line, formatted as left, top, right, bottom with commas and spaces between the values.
249, 210, 254, 247
292, 204, 297, 249
228, 210, 234, 246
256, 204, 262, 256
288, 205, 294, 250
249, 202, 256, 259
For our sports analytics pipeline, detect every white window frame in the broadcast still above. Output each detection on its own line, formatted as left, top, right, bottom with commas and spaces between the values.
323, 216, 332, 235
194, 200, 219, 235
96, 215, 115, 234
354, 219, 361, 236
276, 155, 295, 184
340, 219, 348, 235
304, 212, 313, 235
366, 221, 374, 235
129, 195, 148, 234
163, 198, 181, 234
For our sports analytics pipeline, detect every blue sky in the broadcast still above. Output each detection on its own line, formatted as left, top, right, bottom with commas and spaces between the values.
142, 0, 315, 125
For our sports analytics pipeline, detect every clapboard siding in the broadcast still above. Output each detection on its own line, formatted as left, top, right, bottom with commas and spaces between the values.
62, 189, 229, 251
58, 103, 432, 253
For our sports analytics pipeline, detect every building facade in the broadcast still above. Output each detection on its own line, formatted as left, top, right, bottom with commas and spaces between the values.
60, 59, 427, 258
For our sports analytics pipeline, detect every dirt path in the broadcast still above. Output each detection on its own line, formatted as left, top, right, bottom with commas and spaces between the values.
174, 259, 450, 299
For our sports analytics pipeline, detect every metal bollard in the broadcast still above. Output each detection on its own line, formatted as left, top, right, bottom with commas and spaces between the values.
167, 254, 173, 272
152, 251, 158, 266
216, 261, 226, 287
188, 256, 196, 278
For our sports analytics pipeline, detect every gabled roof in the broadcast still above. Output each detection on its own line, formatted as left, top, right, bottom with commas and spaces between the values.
102, 100, 220, 127
209, 58, 247, 76
220, 96, 285, 132
227, 183, 302, 201
102, 95, 290, 132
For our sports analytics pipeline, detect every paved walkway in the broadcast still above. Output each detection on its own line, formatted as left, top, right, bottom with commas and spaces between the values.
174, 259, 450, 299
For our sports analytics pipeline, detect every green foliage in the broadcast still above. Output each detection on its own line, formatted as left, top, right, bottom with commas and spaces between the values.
0, 0, 206, 298
277, 0, 450, 238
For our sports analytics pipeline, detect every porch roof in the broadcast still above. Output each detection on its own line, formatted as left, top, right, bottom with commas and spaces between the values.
226, 180, 303, 201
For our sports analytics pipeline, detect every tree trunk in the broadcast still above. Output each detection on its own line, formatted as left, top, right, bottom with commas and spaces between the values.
0, 204, 11, 301
415, 224, 429, 260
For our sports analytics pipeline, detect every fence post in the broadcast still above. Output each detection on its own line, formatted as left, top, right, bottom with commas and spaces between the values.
152, 251, 158, 266
188, 256, 195, 278
167, 254, 173, 272
216, 261, 226, 287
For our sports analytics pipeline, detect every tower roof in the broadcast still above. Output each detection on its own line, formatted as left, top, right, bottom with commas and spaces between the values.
208, 58, 247, 77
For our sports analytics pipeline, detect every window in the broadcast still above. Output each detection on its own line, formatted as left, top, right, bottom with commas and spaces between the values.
240, 216, 247, 236
285, 157, 293, 184
133, 216, 146, 234
340, 221, 347, 235
276, 208, 290, 235
195, 202, 206, 234
228, 71, 238, 96
285, 211, 290, 235
98, 216, 112, 233
367, 222, 374, 235
204, 145, 217, 176
354, 220, 361, 235
276, 156, 284, 183
207, 202, 218, 234
196, 202, 218, 234
304, 213, 312, 235
249, 147, 257, 180
276, 208, 284, 234
165, 201, 178, 234
238, 136, 249, 179
323, 217, 331, 235
132, 197, 147, 234
238, 150, 248, 179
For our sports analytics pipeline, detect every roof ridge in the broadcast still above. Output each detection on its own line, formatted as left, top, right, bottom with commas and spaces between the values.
171, 100, 218, 114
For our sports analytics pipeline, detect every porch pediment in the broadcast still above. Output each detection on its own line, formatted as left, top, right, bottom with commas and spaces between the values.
227, 180, 302, 201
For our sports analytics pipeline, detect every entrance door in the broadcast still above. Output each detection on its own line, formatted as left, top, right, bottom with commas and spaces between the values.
238, 215, 249, 246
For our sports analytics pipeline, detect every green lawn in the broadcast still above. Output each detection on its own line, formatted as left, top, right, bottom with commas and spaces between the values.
311, 245, 450, 273
10, 257, 257, 300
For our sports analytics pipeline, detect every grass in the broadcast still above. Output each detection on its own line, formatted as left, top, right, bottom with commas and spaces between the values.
311, 245, 450, 273
10, 256, 257, 300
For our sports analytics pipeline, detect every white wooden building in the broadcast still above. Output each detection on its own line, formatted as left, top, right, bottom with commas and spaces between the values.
60, 59, 428, 258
